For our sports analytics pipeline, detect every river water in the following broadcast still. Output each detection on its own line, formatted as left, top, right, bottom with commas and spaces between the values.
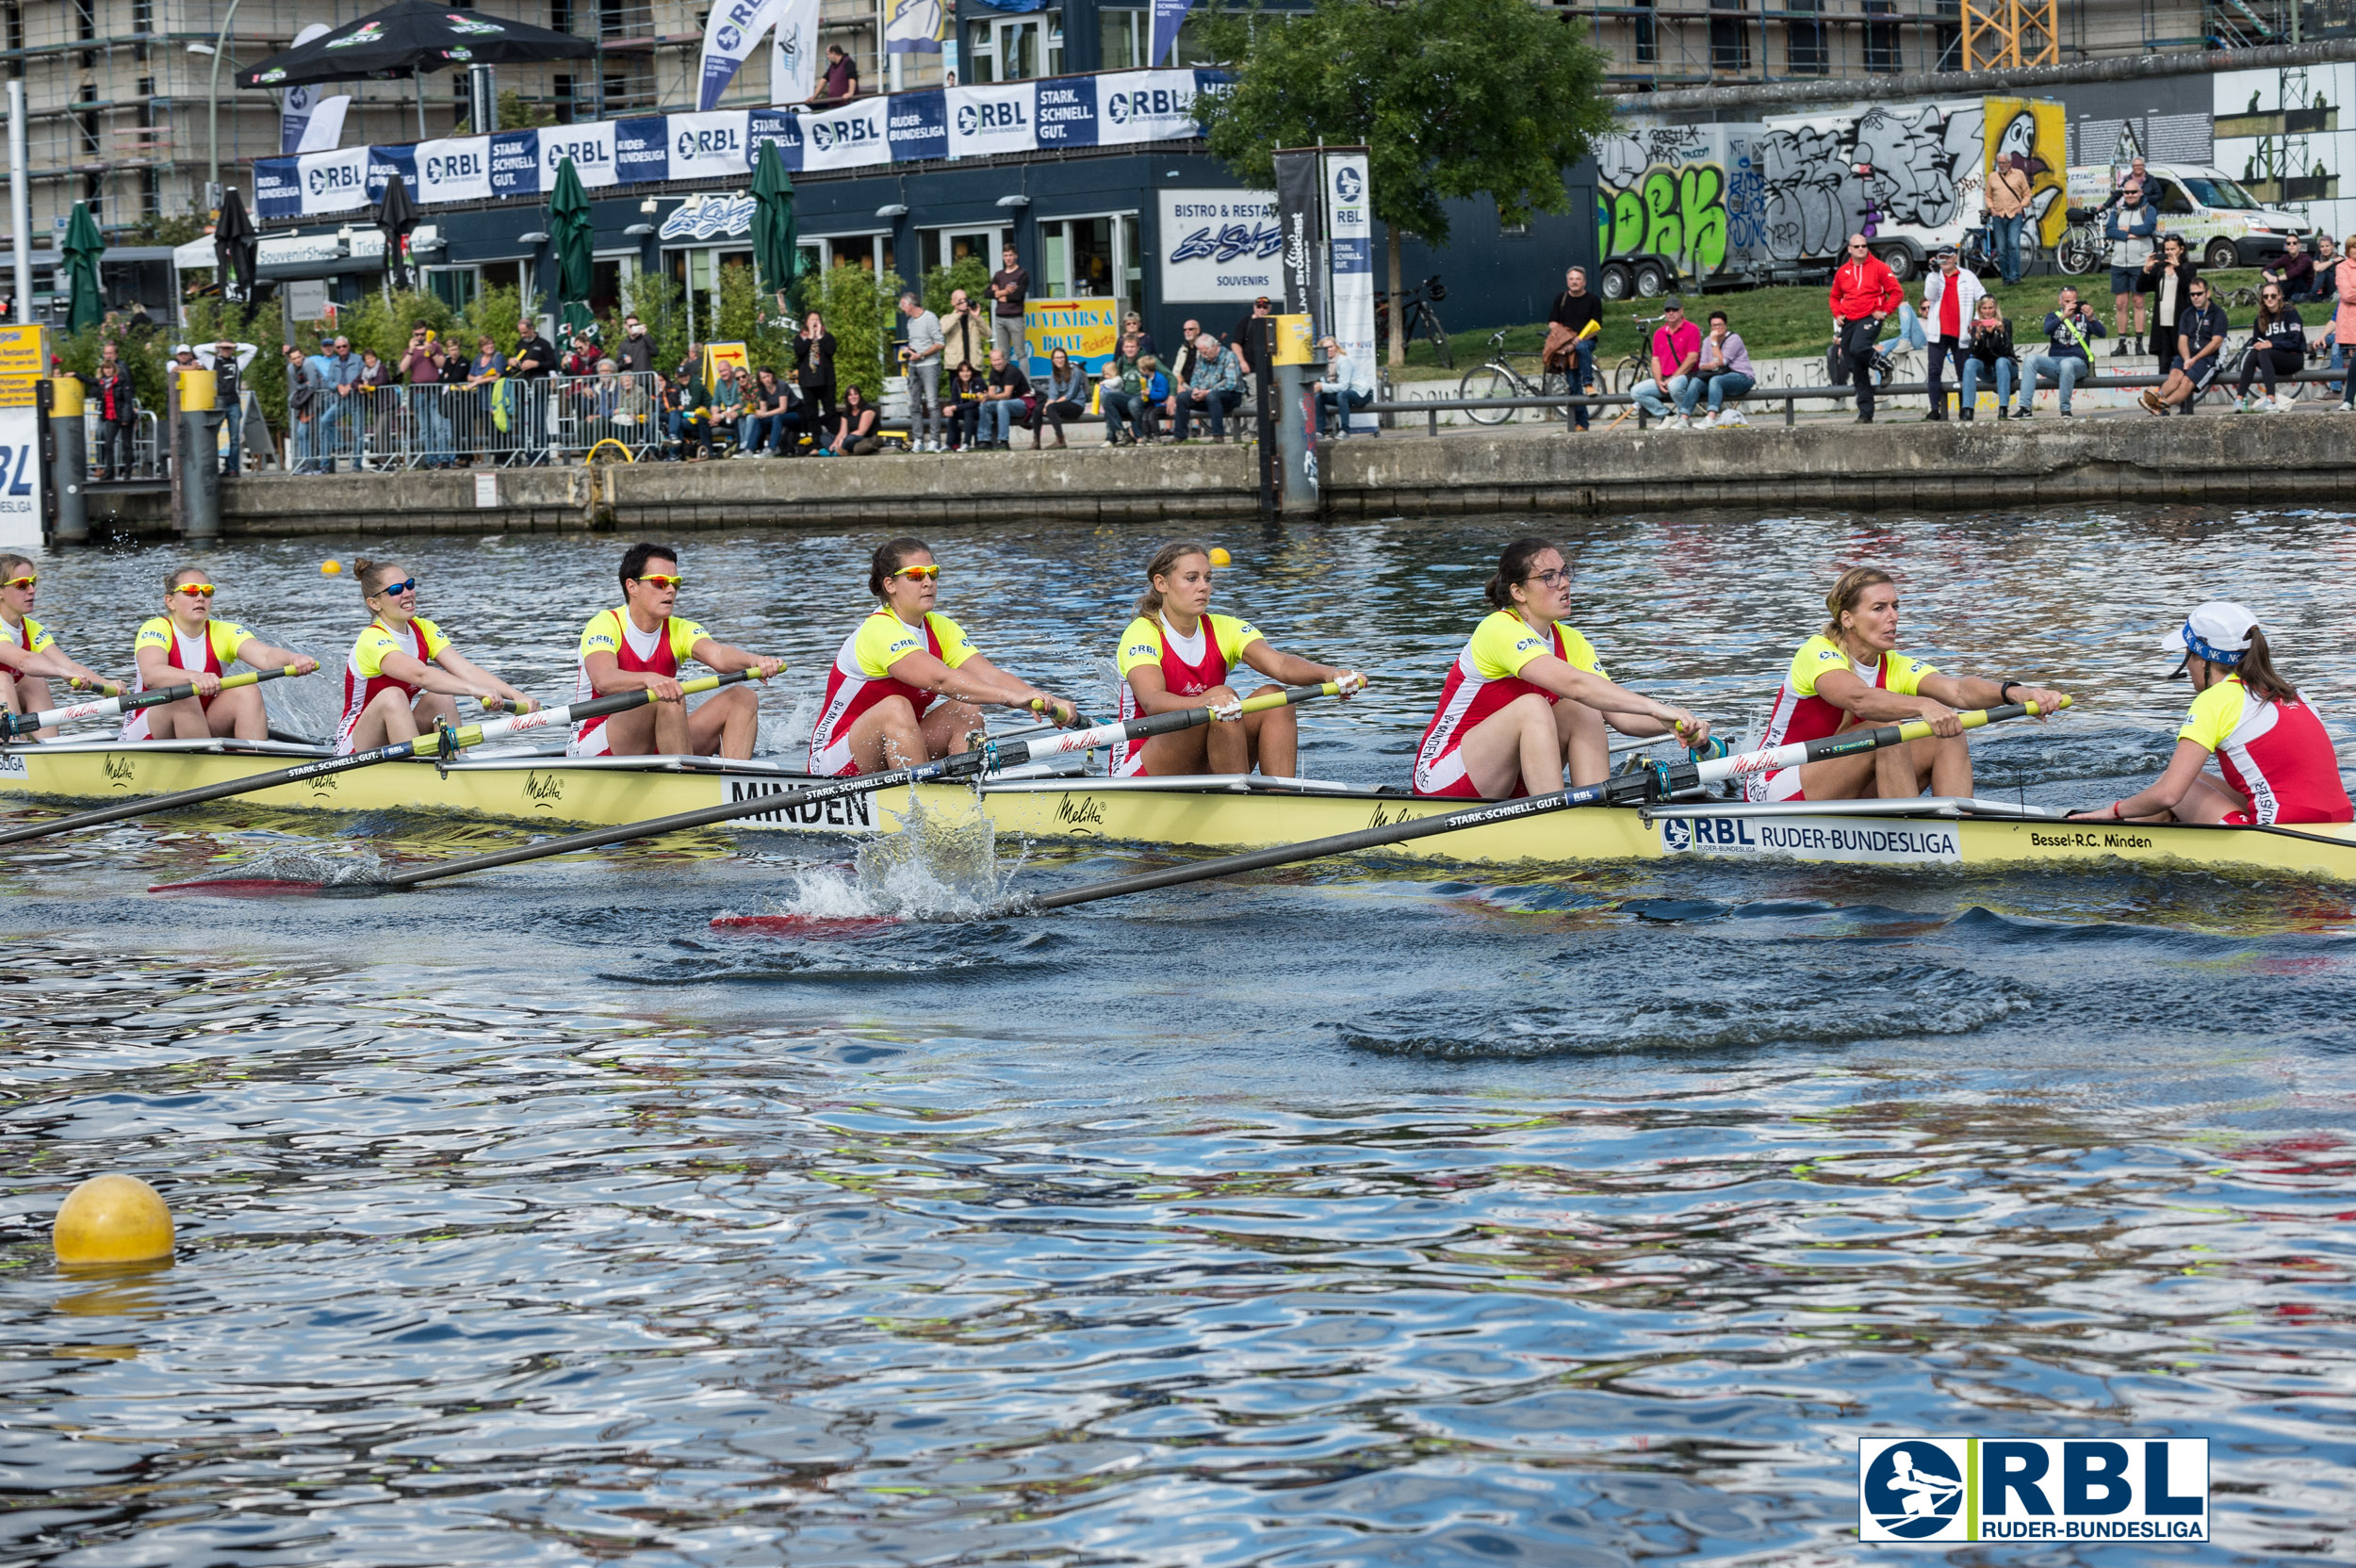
4, 508, 2353, 1565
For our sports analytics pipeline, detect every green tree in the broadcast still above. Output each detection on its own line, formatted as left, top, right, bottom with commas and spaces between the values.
815, 260, 904, 400
1196, 0, 1613, 365
452, 89, 559, 136
713, 256, 793, 373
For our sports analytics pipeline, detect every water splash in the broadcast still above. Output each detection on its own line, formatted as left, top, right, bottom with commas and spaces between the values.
720, 784, 1021, 927
155, 844, 390, 895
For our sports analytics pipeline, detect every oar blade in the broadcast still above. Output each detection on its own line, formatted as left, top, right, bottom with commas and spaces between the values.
710, 912, 903, 936
147, 874, 383, 897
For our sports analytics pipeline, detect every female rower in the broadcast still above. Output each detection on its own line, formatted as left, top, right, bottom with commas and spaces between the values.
808, 536, 1081, 776
122, 566, 319, 741
1113, 541, 1363, 778
1412, 537, 1710, 798
0, 554, 117, 739
1746, 565, 2068, 803
2069, 602, 2350, 826
335, 559, 539, 755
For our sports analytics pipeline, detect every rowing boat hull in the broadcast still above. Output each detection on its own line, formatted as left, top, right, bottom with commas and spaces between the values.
6, 742, 2355, 881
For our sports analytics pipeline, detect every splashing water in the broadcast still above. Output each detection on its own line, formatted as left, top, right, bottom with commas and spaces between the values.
719, 785, 1020, 928
156, 844, 391, 894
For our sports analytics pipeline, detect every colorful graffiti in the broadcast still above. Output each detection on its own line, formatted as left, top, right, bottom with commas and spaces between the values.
1981, 97, 2069, 247
1594, 128, 1732, 278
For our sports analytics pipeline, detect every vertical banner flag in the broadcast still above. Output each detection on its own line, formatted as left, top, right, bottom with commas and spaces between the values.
298, 95, 352, 154
699, 0, 782, 111
275, 23, 333, 154
1148, 0, 1195, 69
1271, 150, 1323, 335
1324, 148, 1375, 432
770, 0, 822, 104
886, 0, 945, 56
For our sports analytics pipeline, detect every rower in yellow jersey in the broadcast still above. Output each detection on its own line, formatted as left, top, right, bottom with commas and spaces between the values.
123, 566, 319, 742
0, 553, 117, 740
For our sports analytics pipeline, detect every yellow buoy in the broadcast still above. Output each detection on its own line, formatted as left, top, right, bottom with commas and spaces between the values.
1208, 547, 1232, 567
53, 1174, 174, 1266
320, 560, 341, 575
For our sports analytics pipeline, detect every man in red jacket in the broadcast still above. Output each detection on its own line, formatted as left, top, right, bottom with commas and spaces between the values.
1829, 235, 1903, 424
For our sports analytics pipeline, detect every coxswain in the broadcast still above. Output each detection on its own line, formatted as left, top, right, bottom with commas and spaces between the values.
122, 566, 319, 741
1412, 537, 1709, 798
808, 536, 1080, 776
2070, 601, 2351, 826
0, 554, 117, 740
335, 559, 540, 755
1113, 541, 1364, 777
570, 543, 785, 760
1746, 566, 2067, 802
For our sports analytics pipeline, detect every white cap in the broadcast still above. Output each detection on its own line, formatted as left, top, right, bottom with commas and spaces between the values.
171, 342, 191, 356
2154, 600, 2258, 677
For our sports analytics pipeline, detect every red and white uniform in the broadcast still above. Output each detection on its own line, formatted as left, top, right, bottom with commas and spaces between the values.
568, 606, 709, 757
1413, 611, 1607, 798
2180, 674, 2352, 825
807, 608, 979, 776
1111, 611, 1265, 777
120, 616, 251, 742
335, 614, 450, 754
1745, 634, 1939, 802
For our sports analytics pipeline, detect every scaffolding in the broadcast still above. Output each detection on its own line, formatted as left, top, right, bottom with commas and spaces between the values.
1961, 0, 2059, 65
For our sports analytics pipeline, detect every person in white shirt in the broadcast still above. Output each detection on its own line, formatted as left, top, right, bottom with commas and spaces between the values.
1918, 246, 1985, 421
1313, 336, 1373, 438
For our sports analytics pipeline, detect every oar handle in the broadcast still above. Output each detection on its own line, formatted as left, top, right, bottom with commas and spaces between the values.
1007, 680, 1355, 765
4, 663, 301, 739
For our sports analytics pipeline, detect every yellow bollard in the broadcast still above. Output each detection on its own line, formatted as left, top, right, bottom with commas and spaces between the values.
53, 1174, 174, 1266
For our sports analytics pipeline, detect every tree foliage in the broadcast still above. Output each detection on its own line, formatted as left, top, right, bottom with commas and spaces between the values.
814, 260, 905, 400
922, 254, 991, 318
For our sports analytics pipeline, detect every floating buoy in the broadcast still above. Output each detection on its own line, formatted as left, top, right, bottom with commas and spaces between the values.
53, 1173, 174, 1266
320, 560, 341, 576
1208, 547, 1232, 566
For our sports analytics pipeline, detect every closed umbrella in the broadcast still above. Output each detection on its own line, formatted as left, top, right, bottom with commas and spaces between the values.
548, 156, 595, 337
214, 188, 258, 303
376, 172, 418, 294
751, 140, 798, 304
62, 202, 104, 334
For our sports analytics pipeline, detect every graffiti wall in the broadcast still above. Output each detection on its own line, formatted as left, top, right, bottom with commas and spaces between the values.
1599, 96, 2066, 283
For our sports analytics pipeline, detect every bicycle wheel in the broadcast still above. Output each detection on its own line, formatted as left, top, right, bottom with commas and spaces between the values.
2057, 228, 2102, 275
1458, 365, 1519, 424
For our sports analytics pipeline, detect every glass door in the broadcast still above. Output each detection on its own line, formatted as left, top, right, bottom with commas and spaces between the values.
1039, 215, 1139, 307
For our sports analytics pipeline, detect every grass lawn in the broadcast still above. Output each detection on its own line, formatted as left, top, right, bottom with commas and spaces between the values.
1385, 270, 2282, 382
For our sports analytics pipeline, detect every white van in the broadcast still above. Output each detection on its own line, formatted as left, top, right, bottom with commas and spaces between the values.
2066, 163, 2319, 269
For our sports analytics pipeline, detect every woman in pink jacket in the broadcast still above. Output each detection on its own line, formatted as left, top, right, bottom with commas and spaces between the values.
2335, 231, 2356, 413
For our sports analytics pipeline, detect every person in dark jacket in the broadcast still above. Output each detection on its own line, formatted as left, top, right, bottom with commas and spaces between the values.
2014, 285, 2105, 417
91, 344, 139, 480
2103, 184, 2158, 355
2138, 235, 2200, 373
794, 311, 837, 433
1956, 296, 2015, 421
616, 315, 658, 377
2233, 284, 2305, 412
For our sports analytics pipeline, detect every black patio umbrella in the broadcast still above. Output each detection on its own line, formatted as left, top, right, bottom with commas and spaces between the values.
214, 188, 258, 303
376, 173, 418, 293
237, 0, 593, 136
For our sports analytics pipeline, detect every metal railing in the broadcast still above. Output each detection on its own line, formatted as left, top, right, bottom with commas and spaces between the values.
286, 372, 669, 473
1372, 362, 2352, 433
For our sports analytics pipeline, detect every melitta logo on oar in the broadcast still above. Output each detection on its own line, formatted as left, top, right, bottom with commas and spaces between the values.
1858, 1438, 2208, 1543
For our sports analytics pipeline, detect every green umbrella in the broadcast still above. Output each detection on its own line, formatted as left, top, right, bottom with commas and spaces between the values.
751, 140, 798, 302
548, 155, 596, 336
62, 202, 105, 334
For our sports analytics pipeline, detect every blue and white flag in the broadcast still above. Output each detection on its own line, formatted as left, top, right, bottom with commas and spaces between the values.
1148, 0, 1195, 69
416, 137, 493, 204
538, 122, 618, 188
769, 0, 821, 104
698, 0, 782, 111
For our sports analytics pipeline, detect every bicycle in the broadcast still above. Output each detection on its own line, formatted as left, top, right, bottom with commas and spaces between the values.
1606, 312, 1666, 396
2057, 207, 2106, 276
1375, 274, 1453, 368
1457, 330, 1576, 424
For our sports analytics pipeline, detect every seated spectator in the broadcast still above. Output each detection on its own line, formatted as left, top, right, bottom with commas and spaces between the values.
1099, 344, 1154, 446
2262, 236, 2316, 303
1136, 354, 1171, 437
1629, 298, 1701, 429
948, 362, 986, 450
2143, 278, 2229, 416
2013, 285, 2104, 418
667, 369, 712, 460
1313, 335, 1372, 437
1957, 297, 2016, 421
1033, 348, 1088, 449
711, 365, 753, 457
2233, 285, 2304, 413
821, 384, 881, 455
1121, 310, 1156, 363
742, 367, 797, 456
1172, 332, 1244, 443
1161, 321, 1202, 428
1679, 310, 1754, 428
975, 348, 1033, 449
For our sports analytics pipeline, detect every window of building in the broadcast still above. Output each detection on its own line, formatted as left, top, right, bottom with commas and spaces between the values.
550, 0, 575, 31
139, 167, 158, 218
962, 12, 1062, 83
427, 267, 480, 312
1934, 0, 1960, 70
74, 0, 93, 42
1038, 214, 1139, 303
1785, 0, 1827, 74
553, 73, 576, 121
81, 172, 101, 220
1100, 8, 1143, 69
1710, 0, 1748, 71
1633, 0, 1657, 65
921, 226, 1007, 277
76, 83, 98, 156
132, 0, 152, 32
1863, 0, 1901, 72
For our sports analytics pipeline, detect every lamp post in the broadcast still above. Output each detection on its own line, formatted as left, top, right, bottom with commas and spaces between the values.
205, 0, 245, 203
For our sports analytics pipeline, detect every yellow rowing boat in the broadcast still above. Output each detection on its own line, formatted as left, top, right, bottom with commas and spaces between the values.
4, 735, 2354, 881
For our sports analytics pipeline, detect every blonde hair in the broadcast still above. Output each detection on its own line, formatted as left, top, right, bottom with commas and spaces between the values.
1136, 541, 1211, 618
1823, 566, 1895, 641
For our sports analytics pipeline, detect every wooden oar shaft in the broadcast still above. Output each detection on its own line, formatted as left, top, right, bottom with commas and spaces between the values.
1026, 701, 2053, 912
385, 681, 1353, 890
0, 670, 759, 848
6, 664, 296, 739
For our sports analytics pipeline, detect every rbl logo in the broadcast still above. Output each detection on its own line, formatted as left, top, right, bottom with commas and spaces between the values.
423, 151, 483, 183
675, 127, 742, 162
810, 118, 876, 153
1106, 89, 1188, 125
306, 161, 364, 195
1334, 166, 1365, 203
714, 23, 742, 51
956, 100, 1028, 137
544, 137, 610, 170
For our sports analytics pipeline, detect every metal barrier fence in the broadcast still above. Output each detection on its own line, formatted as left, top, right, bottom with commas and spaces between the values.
286, 371, 668, 472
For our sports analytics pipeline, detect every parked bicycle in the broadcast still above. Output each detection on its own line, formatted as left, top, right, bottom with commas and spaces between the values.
1955, 220, 2034, 279
1375, 274, 1453, 368
2057, 206, 2106, 276
1605, 312, 1666, 395
1457, 330, 1576, 424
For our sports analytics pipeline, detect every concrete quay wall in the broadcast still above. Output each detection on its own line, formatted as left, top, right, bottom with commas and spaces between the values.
79, 418, 2353, 540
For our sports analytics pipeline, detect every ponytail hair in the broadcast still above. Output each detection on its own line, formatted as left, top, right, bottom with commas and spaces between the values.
1136, 541, 1211, 618
1822, 565, 1896, 641
1482, 537, 1562, 612
867, 535, 932, 597
2232, 625, 2299, 704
